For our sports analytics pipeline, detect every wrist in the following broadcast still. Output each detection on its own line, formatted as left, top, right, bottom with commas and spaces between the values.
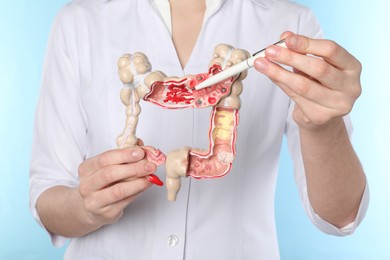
298, 117, 351, 161
298, 117, 345, 137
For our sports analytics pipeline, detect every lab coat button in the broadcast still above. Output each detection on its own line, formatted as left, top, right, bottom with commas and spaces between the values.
167, 234, 179, 246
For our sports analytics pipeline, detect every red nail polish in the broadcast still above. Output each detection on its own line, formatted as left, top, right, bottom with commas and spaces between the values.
146, 174, 164, 186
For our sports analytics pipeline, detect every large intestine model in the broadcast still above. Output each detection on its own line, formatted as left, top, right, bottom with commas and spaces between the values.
116, 44, 250, 201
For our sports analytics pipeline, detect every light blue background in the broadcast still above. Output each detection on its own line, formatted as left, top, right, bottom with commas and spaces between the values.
0, 1, 388, 259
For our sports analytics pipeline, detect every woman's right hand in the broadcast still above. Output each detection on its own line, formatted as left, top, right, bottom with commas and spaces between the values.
78, 147, 157, 226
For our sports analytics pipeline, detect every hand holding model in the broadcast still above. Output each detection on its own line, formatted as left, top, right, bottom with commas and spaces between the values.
77, 147, 156, 226
36, 145, 157, 237
72, 53, 167, 232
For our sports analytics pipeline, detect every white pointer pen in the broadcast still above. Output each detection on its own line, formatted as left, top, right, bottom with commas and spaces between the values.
195, 39, 287, 90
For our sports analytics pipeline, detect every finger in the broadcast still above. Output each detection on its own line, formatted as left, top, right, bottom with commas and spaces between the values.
254, 57, 339, 108
283, 33, 361, 71
270, 71, 354, 120
280, 31, 294, 40
88, 161, 157, 191
268, 78, 341, 126
95, 178, 151, 208
79, 147, 145, 177
83, 178, 151, 215
293, 68, 313, 80
99, 195, 138, 224
264, 44, 345, 89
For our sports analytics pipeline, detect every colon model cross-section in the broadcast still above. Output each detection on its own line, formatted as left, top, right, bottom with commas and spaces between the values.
117, 44, 250, 201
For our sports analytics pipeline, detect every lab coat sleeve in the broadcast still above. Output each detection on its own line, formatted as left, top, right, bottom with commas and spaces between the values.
29, 5, 86, 247
284, 7, 369, 236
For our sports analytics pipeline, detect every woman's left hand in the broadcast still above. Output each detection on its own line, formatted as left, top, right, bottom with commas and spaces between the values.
254, 31, 362, 131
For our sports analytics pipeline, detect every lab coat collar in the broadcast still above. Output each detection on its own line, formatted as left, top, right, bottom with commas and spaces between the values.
151, 0, 273, 9
251, 0, 273, 9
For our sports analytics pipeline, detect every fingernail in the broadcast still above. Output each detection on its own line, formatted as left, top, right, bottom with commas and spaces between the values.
132, 149, 143, 159
289, 36, 299, 47
144, 162, 156, 173
254, 59, 268, 72
266, 46, 280, 57
146, 174, 164, 186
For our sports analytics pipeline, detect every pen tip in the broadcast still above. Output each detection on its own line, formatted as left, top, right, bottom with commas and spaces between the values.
195, 82, 207, 90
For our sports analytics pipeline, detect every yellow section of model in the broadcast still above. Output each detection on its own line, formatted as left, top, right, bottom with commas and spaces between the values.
212, 110, 234, 141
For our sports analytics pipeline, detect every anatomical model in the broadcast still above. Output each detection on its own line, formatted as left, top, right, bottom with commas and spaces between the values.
117, 44, 250, 201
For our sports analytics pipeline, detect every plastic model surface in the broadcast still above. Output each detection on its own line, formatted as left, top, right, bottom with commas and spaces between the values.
117, 44, 250, 201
